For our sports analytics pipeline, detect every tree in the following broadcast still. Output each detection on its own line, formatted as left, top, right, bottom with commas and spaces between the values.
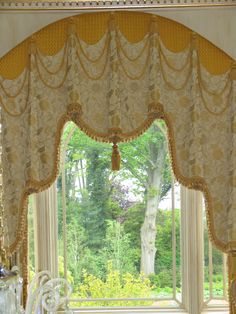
84, 147, 111, 250
120, 121, 170, 275
59, 121, 171, 278
100, 220, 138, 275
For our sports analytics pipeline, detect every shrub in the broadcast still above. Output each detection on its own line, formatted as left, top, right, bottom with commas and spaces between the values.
156, 269, 172, 288
156, 286, 172, 297
204, 280, 224, 298
148, 274, 160, 287
73, 261, 153, 307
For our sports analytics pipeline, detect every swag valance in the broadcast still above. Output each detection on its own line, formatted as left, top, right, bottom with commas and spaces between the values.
0, 12, 236, 293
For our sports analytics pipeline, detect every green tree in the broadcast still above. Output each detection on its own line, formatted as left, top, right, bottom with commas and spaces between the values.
100, 220, 139, 275
84, 147, 111, 250
119, 121, 171, 275
59, 121, 171, 281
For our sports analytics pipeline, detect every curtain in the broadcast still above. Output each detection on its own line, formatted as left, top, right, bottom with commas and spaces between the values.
0, 11, 235, 311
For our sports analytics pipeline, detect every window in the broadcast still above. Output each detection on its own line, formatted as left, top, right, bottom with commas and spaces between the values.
28, 122, 229, 313
203, 204, 228, 309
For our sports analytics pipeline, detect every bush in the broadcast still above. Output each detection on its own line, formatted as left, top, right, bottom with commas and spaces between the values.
150, 270, 173, 297
155, 286, 172, 297
156, 269, 172, 288
73, 261, 153, 307
204, 280, 224, 299
148, 274, 160, 287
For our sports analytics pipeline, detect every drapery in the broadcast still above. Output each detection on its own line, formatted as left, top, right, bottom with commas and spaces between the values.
0, 11, 236, 311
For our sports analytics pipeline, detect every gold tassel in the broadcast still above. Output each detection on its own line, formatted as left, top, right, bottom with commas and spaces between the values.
112, 143, 120, 171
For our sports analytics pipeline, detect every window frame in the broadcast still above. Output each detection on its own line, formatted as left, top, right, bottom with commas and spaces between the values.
30, 132, 229, 314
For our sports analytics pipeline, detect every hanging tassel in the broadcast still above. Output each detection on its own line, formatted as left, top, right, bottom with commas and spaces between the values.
112, 143, 120, 171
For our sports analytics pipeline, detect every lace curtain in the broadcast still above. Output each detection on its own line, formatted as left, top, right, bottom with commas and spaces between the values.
0, 11, 236, 312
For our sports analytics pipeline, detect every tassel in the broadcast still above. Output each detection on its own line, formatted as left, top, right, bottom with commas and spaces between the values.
112, 143, 120, 171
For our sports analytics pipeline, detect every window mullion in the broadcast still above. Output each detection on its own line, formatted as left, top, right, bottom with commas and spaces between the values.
181, 186, 204, 314
61, 151, 68, 283
33, 182, 58, 277
208, 239, 213, 300
172, 177, 177, 300
223, 253, 228, 300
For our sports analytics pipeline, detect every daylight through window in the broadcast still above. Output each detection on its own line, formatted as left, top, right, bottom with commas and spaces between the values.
28, 121, 229, 313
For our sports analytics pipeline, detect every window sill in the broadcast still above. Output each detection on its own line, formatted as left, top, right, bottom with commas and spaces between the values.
65, 307, 229, 314
202, 312, 229, 314
69, 311, 228, 314
70, 310, 187, 314
68, 309, 229, 314
202, 310, 229, 314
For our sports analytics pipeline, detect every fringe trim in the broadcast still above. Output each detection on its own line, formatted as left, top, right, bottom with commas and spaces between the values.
21, 213, 28, 308
7, 102, 231, 255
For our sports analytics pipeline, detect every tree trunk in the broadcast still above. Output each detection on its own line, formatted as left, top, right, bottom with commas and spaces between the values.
140, 142, 166, 275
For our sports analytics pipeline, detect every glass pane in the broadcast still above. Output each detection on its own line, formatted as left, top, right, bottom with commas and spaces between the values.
58, 121, 182, 308
203, 204, 228, 306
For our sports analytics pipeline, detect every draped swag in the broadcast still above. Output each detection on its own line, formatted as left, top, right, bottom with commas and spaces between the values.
0, 11, 236, 311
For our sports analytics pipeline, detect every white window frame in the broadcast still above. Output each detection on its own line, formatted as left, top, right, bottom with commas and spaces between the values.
33, 182, 58, 278
32, 184, 229, 314
31, 132, 229, 314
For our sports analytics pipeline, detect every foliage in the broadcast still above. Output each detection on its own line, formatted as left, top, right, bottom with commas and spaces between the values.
99, 220, 139, 276
85, 147, 111, 249
155, 208, 181, 285
204, 278, 224, 298
74, 261, 153, 307
119, 122, 171, 198
58, 256, 74, 285
28, 121, 226, 304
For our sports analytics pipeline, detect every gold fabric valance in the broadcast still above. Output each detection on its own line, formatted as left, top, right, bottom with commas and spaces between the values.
0, 11, 235, 261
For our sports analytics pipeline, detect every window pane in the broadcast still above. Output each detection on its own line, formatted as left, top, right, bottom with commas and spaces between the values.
203, 204, 228, 307
58, 122, 182, 308
27, 121, 229, 312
